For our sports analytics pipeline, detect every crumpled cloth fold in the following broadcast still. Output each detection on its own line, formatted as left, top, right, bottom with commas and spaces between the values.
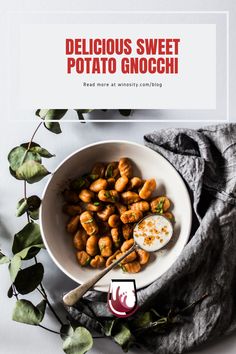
66, 124, 236, 354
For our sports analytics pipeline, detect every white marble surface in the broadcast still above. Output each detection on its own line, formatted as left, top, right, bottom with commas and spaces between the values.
1, 0, 236, 354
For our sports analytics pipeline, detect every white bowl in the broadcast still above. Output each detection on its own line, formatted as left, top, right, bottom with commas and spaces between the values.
40, 140, 192, 291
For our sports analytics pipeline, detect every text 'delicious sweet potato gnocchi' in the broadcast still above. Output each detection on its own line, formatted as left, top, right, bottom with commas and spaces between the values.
62, 157, 174, 273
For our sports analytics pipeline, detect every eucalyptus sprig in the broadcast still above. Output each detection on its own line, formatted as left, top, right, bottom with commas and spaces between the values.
2, 112, 94, 353
1, 109, 207, 354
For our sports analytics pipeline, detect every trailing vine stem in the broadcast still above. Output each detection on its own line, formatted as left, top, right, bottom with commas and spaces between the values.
23, 181, 30, 223
39, 282, 64, 326
28, 122, 43, 147
23, 121, 43, 223
22, 122, 63, 327
38, 324, 61, 335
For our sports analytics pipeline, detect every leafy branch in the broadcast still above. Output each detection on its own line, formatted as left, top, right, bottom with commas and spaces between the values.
2, 110, 94, 353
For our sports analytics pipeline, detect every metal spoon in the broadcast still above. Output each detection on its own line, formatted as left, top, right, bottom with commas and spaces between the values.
63, 214, 173, 306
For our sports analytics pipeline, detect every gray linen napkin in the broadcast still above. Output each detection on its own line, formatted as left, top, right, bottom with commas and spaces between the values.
65, 124, 236, 353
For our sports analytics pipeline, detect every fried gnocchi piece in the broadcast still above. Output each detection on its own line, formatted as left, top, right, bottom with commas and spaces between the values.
121, 238, 134, 252
73, 229, 89, 251
122, 261, 141, 273
122, 224, 133, 240
98, 236, 113, 257
80, 211, 98, 235
90, 255, 105, 268
79, 189, 95, 203
115, 252, 123, 260
86, 235, 99, 256
130, 201, 150, 212
66, 215, 81, 234
118, 158, 133, 178
115, 202, 127, 215
105, 162, 120, 178
126, 177, 143, 190
76, 251, 91, 266
97, 205, 115, 221
139, 179, 156, 200
85, 201, 102, 212
90, 162, 106, 179
98, 190, 119, 203
150, 196, 171, 214
163, 211, 174, 221
136, 249, 150, 265
120, 210, 143, 224
120, 251, 137, 264
121, 191, 140, 204
63, 190, 80, 203
118, 240, 137, 264
108, 214, 120, 228
111, 227, 121, 248
106, 250, 121, 267
63, 204, 82, 216
115, 176, 129, 192
89, 178, 108, 193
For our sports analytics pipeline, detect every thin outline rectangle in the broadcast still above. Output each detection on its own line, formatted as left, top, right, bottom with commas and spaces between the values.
7, 10, 229, 123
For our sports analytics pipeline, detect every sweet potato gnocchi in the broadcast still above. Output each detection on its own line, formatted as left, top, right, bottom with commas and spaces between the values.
63, 157, 173, 273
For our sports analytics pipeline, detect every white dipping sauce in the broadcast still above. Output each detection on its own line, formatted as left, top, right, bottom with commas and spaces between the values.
133, 214, 173, 252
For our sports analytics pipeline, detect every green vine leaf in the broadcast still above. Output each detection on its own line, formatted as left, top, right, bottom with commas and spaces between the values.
102, 319, 135, 351
131, 312, 152, 329
75, 109, 93, 114
28, 209, 40, 220
16, 160, 50, 184
118, 109, 132, 117
7, 285, 14, 298
8, 143, 51, 183
16, 199, 28, 217
12, 299, 46, 325
30, 146, 55, 158
36, 109, 68, 134
46, 121, 62, 134
12, 222, 44, 259
14, 263, 44, 295
8, 245, 44, 282
61, 326, 93, 354
15, 245, 44, 259
0, 251, 10, 264
9, 254, 22, 282
20, 142, 40, 149
102, 319, 117, 336
21, 142, 54, 158
112, 324, 134, 352
27, 195, 41, 211
16, 196, 41, 218
8, 146, 41, 172
36, 109, 68, 120
75, 109, 93, 122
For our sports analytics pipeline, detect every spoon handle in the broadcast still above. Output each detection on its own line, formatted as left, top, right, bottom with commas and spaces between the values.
63, 243, 138, 306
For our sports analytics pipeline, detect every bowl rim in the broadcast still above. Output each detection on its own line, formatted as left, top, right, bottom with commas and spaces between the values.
39, 139, 192, 291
